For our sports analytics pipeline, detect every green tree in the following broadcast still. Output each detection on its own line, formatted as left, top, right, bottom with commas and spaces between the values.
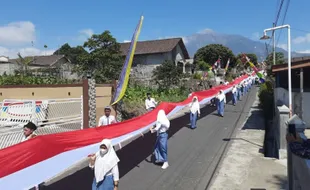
196, 60, 210, 71
76, 31, 123, 83
152, 60, 183, 88
16, 53, 33, 76
54, 43, 88, 64
265, 52, 285, 65
194, 44, 235, 69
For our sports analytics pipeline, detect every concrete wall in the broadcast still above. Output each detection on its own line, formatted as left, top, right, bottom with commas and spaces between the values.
275, 87, 310, 127
131, 44, 186, 80
0, 63, 18, 75
0, 84, 114, 125
275, 105, 310, 189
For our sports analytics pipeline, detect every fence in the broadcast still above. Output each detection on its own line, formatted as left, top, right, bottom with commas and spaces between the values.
0, 78, 116, 150
0, 98, 83, 149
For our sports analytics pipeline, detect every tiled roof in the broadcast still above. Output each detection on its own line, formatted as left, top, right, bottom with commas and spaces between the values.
120, 38, 190, 59
9, 55, 68, 67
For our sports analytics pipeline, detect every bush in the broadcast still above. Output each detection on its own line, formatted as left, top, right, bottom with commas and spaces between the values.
121, 85, 188, 119
0, 74, 79, 85
258, 80, 274, 121
193, 73, 202, 80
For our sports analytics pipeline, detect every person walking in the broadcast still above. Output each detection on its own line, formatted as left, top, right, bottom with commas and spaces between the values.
189, 96, 200, 129
98, 106, 117, 126
232, 85, 237, 106
150, 110, 170, 169
216, 90, 226, 117
88, 139, 120, 190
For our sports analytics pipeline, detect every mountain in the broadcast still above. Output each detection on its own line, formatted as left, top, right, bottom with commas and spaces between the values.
183, 30, 310, 61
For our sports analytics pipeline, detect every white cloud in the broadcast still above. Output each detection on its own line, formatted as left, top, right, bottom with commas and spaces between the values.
76, 29, 94, 41
0, 21, 56, 58
123, 40, 131, 43
277, 43, 287, 51
0, 46, 55, 58
197, 28, 214, 34
0, 21, 35, 46
183, 28, 215, 44
293, 33, 310, 44
296, 50, 310, 54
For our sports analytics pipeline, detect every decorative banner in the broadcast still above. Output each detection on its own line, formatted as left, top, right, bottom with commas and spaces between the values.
201, 68, 210, 80
242, 53, 264, 81
225, 58, 230, 71
212, 57, 221, 74
111, 16, 144, 105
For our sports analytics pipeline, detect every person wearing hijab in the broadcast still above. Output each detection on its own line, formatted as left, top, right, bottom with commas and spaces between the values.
231, 85, 237, 106
189, 96, 200, 129
237, 84, 241, 101
150, 110, 170, 169
89, 139, 120, 190
216, 90, 226, 117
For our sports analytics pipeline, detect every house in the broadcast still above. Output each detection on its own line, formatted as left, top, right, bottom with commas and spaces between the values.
0, 56, 18, 75
272, 56, 310, 127
119, 38, 192, 80
8, 55, 78, 79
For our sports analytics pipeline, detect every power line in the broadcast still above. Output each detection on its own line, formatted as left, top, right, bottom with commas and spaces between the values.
275, 0, 285, 26
291, 28, 310, 34
266, 0, 284, 56
276, 0, 291, 47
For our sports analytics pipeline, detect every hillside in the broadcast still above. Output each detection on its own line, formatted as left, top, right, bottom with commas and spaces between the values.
183, 30, 309, 61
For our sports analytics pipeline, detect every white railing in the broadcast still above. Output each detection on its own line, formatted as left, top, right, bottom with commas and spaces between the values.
0, 98, 83, 149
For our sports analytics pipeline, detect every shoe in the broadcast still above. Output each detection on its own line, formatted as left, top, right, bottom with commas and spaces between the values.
155, 160, 162, 164
162, 162, 169, 169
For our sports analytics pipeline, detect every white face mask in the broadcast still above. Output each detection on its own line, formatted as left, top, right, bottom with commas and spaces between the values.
100, 148, 108, 155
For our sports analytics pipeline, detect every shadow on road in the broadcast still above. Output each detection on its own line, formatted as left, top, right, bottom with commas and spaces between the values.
39, 93, 234, 190
222, 137, 263, 148
241, 110, 265, 130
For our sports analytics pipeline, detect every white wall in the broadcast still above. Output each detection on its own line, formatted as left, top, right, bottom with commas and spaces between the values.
174, 44, 185, 61
0, 63, 18, 75
275, 87, 310, 127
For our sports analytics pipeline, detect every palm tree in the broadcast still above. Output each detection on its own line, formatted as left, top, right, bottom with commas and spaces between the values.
44, 45, 48, 56
16, 53, 33, 76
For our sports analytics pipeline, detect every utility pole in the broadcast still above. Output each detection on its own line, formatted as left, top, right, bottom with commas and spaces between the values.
273, 23, 276, 66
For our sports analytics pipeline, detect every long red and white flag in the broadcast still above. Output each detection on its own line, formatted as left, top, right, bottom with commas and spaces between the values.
0, 74, 255, 190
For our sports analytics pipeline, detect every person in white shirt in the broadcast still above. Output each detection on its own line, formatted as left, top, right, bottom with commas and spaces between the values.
98, 106, 116, 126
224, 80, 229, 85
237, 84, 242, 101
231, 85, 237, 106
209, 85, 216, 107
189, 96, 200, 129
188, 88, 194, 98
150, 109, 170, 169
145, 93, 157, 112
88, 139, 119, 190
21, 122, 37, 142
216, 90, 226, 117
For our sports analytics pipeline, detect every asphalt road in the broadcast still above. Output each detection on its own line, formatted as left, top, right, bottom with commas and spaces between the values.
40, 87, 258, 190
